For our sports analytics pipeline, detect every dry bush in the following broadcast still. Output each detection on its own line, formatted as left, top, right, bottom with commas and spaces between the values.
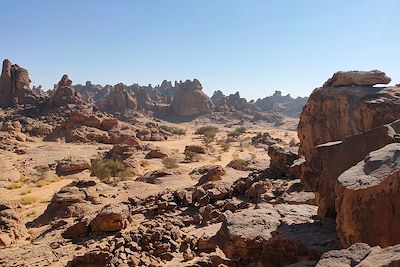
20, 188, 32, 195
6, 182, 22, 190
91, 158, 132, 185
19, 195, 38, 205
162, 156, 179, 169
160, 125, 186, 136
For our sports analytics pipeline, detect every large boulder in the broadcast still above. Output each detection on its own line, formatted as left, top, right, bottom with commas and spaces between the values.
335, 143, 400, 247
305, 121, 400, 219
212, 205, 340, 266
323, 70, 391, 87
268, 144, 300, 176
90, 204, 129, 232
0, 59, 39, 106
316, 243, 400, 267
31, 180, 104, 226
170, 79, 213, 117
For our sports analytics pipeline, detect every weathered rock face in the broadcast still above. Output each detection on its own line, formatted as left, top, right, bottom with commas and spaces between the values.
306, 121, 400, 219
268, 144, 300, 177
134, 87, 154, 111
316, 243, 400, 267
90, 204, 129, 232
0, 202, 29, 247
323, 70, 391, 87
335, 143, 400, 247
97, 83, 137, 112
211, 90, 229, 112
212, 205, 340, 266
31, 180, 104, 226
0, 59, 39, 106
48, 75, 83, 107
255, 90, 308, 117
170, 79, 213, 117
298, 85, 400, 158
55, 157, 91, 176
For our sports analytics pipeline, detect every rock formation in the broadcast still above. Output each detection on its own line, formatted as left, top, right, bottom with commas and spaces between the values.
298, 72, 400, 157
335, 143, 400, 247
0, 59, 39, 106
97, 83, 137, 112
255, 90, 308, 117
170, 79, 213, 117
323, 70, 391, 87
48, 75, 83, 107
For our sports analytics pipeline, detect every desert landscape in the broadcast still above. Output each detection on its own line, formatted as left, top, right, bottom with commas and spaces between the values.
1, 58, 400, 267
1, 1, 400, 267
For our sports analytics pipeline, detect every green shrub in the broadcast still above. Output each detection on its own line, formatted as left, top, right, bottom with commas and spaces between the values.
162, 157, 179, 169
227, 127, 247, 138
195, 126, 218, 136
34, 165, 49, 180
160, 125, 186, 136
185, 151, 201, 162
220, 141, 231, 152
91, 158, 132, 184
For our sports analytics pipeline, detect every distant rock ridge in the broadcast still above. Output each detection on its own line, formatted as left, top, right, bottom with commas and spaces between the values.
0, 59, 39, 106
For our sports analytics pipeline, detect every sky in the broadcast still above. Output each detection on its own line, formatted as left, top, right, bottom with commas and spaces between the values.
1, 0, 399, 100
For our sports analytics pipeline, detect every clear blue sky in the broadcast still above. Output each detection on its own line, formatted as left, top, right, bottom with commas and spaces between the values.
1, 0, 399, 99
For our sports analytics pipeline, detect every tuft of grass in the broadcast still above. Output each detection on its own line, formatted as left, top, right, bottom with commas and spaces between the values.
20, 188, 32, 195
162, 156, 179, 169
289, 137, 297, 147
6, 182, 22, 190
36, 179, 50, 187
19, 196, 38, 205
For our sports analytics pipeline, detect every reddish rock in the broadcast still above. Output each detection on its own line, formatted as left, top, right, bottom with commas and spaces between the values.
90, 204, 129, 232
323, 70, 391, 87
335, 143, 400, 247
170, 79, 213, 117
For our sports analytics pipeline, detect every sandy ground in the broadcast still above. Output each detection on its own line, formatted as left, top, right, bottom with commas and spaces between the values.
0, 119, 298, 225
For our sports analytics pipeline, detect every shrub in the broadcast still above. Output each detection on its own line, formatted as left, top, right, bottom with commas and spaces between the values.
195, 126, 218, 136
160, 125, 186, 136
227, 127, 247, 138
289, 137, 297, 147
162, 156, 179, 169
220, 141, 231, 152
6, 182, 22, 190
34, 165, 49, 180
19, 196, 38, 205
91, 158, 132, 184
140, 160, 150, 168
185, 151, 201, 162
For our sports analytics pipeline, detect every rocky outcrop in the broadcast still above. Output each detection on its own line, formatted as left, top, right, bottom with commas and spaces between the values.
305, 121, 400, 219
316, 243, 400, 267
212, 204, 340, 266
55, 157, 91, 176
0, 59, 39, 106
0, 202, 29, 247
90, 204, 129, 232
170, 79, 213, 117
134, 87, 154, 111
189, 165, 226, 185
298, 84, 400, 158
255, 90, 308, 117
335, 143, 400, 247
31, 180, 104, 226
97, 83, 137, 112
211, 90, 229, 111
323, 70, 391, 87
48, 75, 83, 108
268, 144, 300, 177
